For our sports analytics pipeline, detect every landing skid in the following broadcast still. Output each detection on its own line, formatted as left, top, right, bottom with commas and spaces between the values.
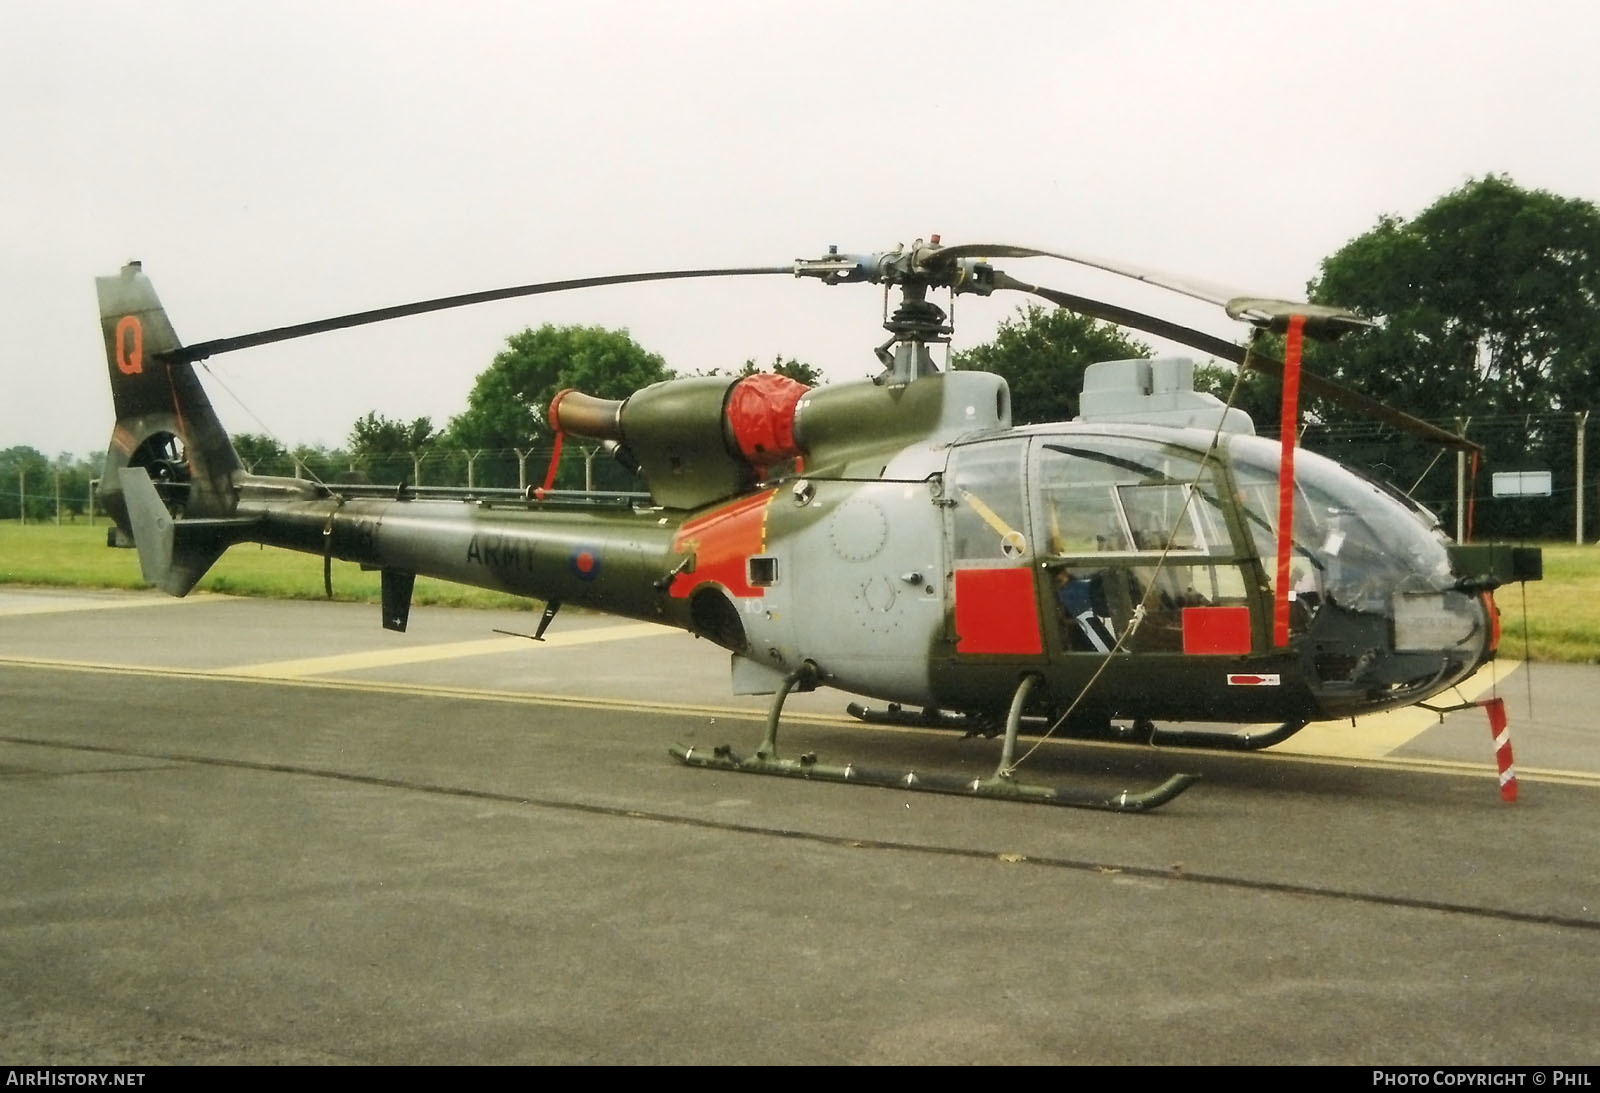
845, 702, 1309, 752
673, 670, 1198, 813
670, 744, 1197, 812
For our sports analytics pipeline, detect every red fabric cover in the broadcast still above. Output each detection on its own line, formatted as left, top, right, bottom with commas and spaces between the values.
726, 373, 809, 463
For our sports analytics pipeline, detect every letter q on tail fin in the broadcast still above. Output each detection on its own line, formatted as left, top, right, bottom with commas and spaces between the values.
99, 262, 253, 595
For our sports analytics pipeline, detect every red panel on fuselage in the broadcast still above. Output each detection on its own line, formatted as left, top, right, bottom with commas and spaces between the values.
954, 567, 1043, 655
1182, 605, 1253, 655
669, 489, 776, 599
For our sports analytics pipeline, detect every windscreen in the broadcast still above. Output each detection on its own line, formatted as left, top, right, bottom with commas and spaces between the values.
1226, 435, 1455, 612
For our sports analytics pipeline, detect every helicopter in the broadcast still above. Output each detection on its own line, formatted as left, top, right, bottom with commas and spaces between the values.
96, 239, 1543, 812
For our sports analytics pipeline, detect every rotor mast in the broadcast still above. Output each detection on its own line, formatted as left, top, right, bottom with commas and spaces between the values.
793, 237, 996, 386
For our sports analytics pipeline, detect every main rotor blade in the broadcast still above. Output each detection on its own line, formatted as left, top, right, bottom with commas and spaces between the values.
1241, 351, 1481, 453
991, 270, 1243, 357
936, 243, 1370, 338
931, 242, 1246, 309
993, 271, 1480, 453
161, 266, 794, 363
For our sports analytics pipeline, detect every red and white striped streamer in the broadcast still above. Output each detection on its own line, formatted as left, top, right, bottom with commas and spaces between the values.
1481, 697, 1517, 803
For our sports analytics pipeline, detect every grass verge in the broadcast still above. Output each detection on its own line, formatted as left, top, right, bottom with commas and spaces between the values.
0, 523, 538, 612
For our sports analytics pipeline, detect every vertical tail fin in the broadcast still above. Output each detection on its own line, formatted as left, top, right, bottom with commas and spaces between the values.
99, 262, 244, 594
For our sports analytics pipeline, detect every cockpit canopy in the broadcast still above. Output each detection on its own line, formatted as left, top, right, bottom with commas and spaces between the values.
944, 424, 1488, 714
1225, 434, 1456, 611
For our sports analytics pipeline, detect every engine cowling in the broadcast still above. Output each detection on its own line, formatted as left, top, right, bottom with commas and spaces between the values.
550, 373, 810, 509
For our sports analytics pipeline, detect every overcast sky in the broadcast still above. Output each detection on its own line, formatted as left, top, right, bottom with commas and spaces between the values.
5, 0, 1598, 459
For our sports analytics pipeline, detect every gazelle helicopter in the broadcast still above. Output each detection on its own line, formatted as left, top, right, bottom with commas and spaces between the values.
97, 239, 1541, 812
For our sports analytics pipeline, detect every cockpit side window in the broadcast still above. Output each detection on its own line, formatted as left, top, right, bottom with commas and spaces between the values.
947, 438, 1031, 564
1037, 438, 1250, 653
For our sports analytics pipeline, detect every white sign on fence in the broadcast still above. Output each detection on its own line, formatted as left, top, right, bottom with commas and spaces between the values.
1491, 471, 1552, 498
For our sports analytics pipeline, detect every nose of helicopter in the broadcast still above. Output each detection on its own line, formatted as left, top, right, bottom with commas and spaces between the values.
1424, 587, 1499, 701
1393, 585, 1495, 664
1303, 583, 1497, 720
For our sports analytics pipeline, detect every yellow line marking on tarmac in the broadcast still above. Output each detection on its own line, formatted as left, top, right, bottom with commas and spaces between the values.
1282, 659, 1521, 760
0, 593, 217, 617
221, 621, 676, 678
3, 654, 1598, 789
0, 653, 849, 727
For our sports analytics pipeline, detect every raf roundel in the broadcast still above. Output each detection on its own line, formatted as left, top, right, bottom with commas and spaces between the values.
570, 545, 601, 582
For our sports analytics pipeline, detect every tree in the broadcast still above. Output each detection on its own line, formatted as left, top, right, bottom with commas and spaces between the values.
292, 444, 358, 485
690, 356, 825, 386
1306, 175, 1600, 538
446, 324, 673, 489
951, 305, 1151, 424
739, 356, 825, 386
52, 453, 97, 520
348, 413, 441, 484
1193, 362, 1286, 435
0, 445, 52, 522
1310, 175, 1600, 420
231, 432, 289, 475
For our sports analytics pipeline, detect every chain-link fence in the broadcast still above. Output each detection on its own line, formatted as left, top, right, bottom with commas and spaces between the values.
234, 443, 637, 494
1293, 410, 1594, 543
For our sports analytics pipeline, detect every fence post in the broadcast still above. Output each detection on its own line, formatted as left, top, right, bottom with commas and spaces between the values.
1579, 410, 1591, 545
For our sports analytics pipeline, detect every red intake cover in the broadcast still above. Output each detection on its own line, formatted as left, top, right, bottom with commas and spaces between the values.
726, 373, 809, 463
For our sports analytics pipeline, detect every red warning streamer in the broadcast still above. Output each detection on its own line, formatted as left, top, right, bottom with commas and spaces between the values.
1481, 696, 1517, 803
1273, 315, 1306, 647
535, 431, 565, 498
1468, 449, 1481, 542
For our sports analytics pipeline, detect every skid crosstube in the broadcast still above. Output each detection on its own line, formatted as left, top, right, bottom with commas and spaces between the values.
669, 743, 1198, 813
